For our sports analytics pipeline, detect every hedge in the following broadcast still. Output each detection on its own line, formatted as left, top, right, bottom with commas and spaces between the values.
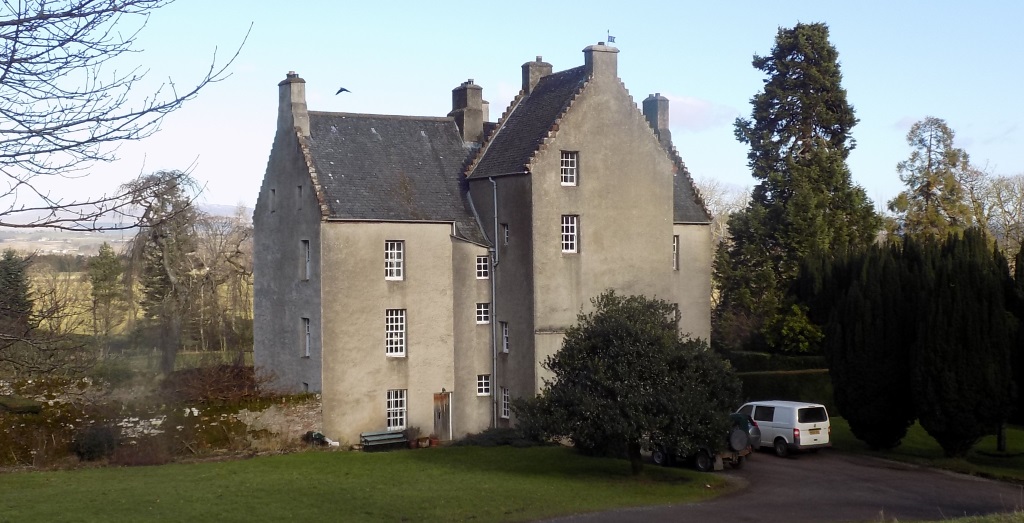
737, 369, 836, 415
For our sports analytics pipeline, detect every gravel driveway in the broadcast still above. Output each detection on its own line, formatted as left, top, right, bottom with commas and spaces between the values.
542, 450, 1023, 522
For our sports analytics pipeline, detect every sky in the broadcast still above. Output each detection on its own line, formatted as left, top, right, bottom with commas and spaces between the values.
35, 0, 1024, 215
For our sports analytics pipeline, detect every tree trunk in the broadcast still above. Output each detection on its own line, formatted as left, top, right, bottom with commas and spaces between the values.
627, 441, 644, 476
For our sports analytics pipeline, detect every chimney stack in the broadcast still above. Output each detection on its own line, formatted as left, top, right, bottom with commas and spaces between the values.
278, 71, 309, 137
583, 42, 619, 79
643, 93, 671, 148
449, 79, 484, 143
522, 56, 552, 95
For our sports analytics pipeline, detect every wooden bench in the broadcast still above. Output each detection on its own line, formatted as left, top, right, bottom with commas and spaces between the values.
359, 430, 408, 450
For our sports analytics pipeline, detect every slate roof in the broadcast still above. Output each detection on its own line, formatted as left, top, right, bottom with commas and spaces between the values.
305, 112, 487, 244
670, 153, 712, 223
469, 66, 589, 178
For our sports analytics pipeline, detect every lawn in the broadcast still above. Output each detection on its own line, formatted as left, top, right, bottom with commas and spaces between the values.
0, 446, 732, 522
830, 417, 1024, 483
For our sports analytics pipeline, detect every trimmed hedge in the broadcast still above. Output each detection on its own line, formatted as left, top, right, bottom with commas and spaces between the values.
0, 395, 42, 414
738, 369, 836, 415
725, 351, 827, 372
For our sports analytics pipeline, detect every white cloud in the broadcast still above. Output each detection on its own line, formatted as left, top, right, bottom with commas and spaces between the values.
663, 94, 739, 133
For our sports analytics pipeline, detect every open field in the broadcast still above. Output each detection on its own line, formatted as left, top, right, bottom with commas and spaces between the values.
831, 417, 1024, 483
0, 446, 731, 522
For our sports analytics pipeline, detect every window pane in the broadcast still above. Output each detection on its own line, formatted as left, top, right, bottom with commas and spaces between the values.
561, 215, 578, 253
560, 151, 578, 186
385, 241, 404, 280
476, 255, 489, 279
385, 309, 406, 356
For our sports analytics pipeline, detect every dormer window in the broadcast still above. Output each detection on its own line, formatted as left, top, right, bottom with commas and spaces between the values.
560, 151, 578, 186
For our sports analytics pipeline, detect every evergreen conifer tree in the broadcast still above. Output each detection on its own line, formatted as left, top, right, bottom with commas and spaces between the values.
715, 22, 880, 351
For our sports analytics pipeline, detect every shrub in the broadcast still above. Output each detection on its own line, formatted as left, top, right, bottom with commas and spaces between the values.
738, 369, 835, 414
110, 437, 173, 467
71, 425, 120, 461
160, 364, 269, 404
451, 428, 547, 448
89, 359, 134, 388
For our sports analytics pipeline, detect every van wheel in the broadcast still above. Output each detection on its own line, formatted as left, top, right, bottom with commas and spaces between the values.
773, 438, 789, 458
652, 447, 670, 466
694, 449, 714, 472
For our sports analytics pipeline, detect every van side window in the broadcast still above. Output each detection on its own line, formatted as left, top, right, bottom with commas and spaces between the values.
739, 405, 753, 417
798, 407, 828, 423
753, 406, 775, 422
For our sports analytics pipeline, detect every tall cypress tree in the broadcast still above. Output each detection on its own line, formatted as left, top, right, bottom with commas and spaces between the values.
912, 229, 1014, 457
715, 22, 880, 352
0, 248, 32, 331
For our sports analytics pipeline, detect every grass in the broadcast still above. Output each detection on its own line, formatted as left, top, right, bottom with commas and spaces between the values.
831, 417, 1024, 483
932, 513, 1024, 523
0, 446, 732, 522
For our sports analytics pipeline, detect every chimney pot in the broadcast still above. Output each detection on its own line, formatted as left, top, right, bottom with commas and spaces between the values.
642, 93, 672, 149
584, 42, 619, 79
449, 79, 484, 143
278, 71, 309, 137
522, 56, 553, 95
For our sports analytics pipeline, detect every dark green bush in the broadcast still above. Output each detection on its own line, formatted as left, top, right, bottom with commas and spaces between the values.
738, 369, 835, 414
725, 351, 827, 372
71, 425, 120, 461
89, 359, 134, 388
451, 428, 548, 448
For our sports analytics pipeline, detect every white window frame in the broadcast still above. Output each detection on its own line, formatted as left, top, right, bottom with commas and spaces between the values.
477, 374, 491, 396
386, 389, 407, 431
476, 303, 491, 324
561, 215, 578, 253
385, 309, 406, 357
502, 224, 509, 245
302, 317, 311, 358
501, 321, 509, 353
476, 255, 490, 279
301, 240, 311, 280
672, 235, 679, 271
384, 240, 404, 280
501, 387, 510, 419
560, 151, 578, 186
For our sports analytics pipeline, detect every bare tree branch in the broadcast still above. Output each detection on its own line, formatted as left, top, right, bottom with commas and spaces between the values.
0, 0, 250, 230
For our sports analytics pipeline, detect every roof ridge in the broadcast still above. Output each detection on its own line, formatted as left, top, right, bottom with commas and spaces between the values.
308, 111, 454, 123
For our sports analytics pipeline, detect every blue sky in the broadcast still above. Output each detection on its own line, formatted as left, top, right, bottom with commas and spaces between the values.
59, 0, 1023, 213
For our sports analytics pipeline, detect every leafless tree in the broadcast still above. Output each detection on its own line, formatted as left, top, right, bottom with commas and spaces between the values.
984, 173, 1024, 262
0, 0, 247, 230
695, 177, 750, 247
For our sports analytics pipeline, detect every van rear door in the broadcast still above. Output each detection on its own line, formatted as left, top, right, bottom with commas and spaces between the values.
797, 406, 830, 446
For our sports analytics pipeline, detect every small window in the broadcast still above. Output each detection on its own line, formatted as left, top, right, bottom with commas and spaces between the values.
385, 309, 406, 357
476, 255, 490, 279
501, 224, 509, 245
561, 215, 578, 253
386, 389, 407, 431
301, 317, 311, 357
297, 185, 303, 210
302, 382, 309, 393
270, 188, 277, 213
301, 240, 311, 280
477, 374, 491, 396
739, 404, 753, 417
500, 321, 509, 353
798, 407, 829, 423
385, 241, 404, 280
476, 303, 490, 324
560, 151, 578, 186
501, 387, 510, 419
753, 406, 775, 423
672, 235, 679, 271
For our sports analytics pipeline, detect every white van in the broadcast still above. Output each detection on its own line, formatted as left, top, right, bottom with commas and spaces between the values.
737, 400, 831, 457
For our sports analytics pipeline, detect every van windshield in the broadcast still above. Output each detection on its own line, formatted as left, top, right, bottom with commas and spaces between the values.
798, 407, 828, 423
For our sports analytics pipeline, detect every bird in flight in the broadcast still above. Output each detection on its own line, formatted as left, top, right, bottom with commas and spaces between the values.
336, 87, 350, 94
